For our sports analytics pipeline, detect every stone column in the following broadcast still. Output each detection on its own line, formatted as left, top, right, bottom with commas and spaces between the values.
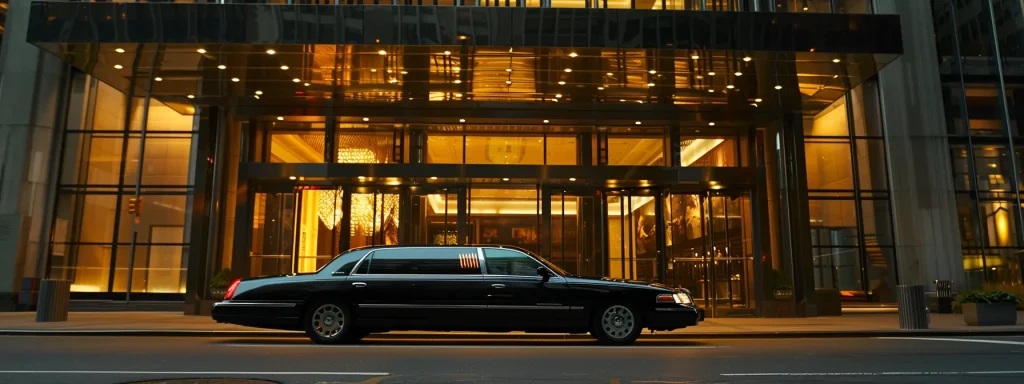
874, 0, 966, 291
0, 0, 70, 310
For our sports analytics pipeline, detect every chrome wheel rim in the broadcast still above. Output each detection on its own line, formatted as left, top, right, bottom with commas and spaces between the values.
601, 305, 635, 340
312, 304, 344, 338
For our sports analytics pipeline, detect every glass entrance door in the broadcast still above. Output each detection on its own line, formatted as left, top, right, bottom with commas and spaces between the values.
250, 186, 346, 276
663, 191, 755, 316
605, 190, 661, 282
545, 189, 599, 277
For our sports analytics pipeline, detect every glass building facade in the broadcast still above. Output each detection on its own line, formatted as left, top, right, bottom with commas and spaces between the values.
0, 0, 1015, 317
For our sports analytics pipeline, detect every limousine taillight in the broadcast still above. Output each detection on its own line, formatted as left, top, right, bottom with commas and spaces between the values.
224, 278, 242, 300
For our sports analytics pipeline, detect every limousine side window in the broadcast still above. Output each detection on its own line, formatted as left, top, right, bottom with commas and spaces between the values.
484, 248, 543, 276
365, 248, 481, 275
327, 250, 369, 275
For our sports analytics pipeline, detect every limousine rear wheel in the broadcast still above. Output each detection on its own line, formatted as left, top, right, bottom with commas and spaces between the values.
304, 301, 359, 344
592, 304, 642, 345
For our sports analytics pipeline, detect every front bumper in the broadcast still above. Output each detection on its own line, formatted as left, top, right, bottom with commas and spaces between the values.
646, 304, 701, 331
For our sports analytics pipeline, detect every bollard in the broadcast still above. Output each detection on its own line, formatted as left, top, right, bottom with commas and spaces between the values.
897, 284, 929, 329
35, 280, 71, 322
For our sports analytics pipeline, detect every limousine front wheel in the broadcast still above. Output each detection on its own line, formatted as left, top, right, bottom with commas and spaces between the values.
304, 301, 360, 344
592, 304, 642, 345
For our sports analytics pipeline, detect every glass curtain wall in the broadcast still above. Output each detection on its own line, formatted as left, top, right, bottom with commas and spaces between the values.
189, 0, 870, 12
802, 79, 897, 303
49, 71, 197, 295
933, 0, 1024, 292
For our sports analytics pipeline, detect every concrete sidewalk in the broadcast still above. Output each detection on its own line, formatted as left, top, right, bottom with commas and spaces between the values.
2, 311, 1023, 339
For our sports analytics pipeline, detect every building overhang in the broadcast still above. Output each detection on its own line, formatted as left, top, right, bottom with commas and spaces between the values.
27, 3, 904, 121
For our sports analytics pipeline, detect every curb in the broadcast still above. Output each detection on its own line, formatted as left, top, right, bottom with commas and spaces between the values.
3, 329, 1024, 339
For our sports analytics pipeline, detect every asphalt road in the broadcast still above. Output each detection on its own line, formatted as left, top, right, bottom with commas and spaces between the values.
1, 335, 1023, 384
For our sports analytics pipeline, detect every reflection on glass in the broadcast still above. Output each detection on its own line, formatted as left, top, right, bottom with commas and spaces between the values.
270, 132, 325, 163
551, 194, 584, 275
250, 192, 296, 277
680, 136, 736, 166
804, 139, 854, 190
336, 133, 394, 164
426, 134, 578, 165
412, 192, 459, 245
980, 200, 1017, 247
468, 189, 540, 253
297, 189, 345, 273
608, 137, 665, 165
51, 244, 111, 293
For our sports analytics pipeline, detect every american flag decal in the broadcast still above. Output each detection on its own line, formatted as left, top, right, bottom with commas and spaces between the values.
459, 253, 479, 269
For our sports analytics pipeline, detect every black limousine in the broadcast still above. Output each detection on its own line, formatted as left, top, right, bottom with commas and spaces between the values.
212, 245, 702, 345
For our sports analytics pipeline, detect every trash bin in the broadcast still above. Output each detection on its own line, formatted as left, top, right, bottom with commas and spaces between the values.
935, 280, 953, 314
35, 279, 71, 322
897, 284, 929, 330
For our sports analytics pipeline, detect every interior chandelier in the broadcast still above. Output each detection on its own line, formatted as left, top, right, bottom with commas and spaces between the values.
316, 189, 343, 230
351, 193, 400, 236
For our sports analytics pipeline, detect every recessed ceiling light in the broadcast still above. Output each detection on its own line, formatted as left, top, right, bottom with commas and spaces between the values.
543, 120, 550, 123
635, 121, 642, 125
755, 98, 763, 102
289, 176, 297, 180
569, 177, 577, 181
266, 49, 276, 55
378, 50, 387, 55
115, 48, 125, 53
255, 90, 263, 95
803, 6, 809, 10
389, 79, 398, 84
280, 65, 289, 70
502, 178, 510, 181
454, 93, 463, 97
506, 80, 512, 85
743, 56, 752, 62
454, 67, 461, 72
454, 79, 462, 84
254, 95, 260, 99
569, 52, 578, 58
187, 95, 195, 99
401, 71, 408, 75
597, 87, 605, 90
691, 54, 700, 60
506, 68, 513, 72
727, 85, 735, 89
708, 71, 716, 76
197, 48, 207, 54
696, 75, 704, 79
114, 64, 123, 69
637, 100, 644, 104
218, 65, 227, 70
443, 51, 451, 56
304, 82, 310, 86
555, 94, 563, 98
833, 58, 841, 63
709, 89, 715, 93
277, 116, 284, 121
564, 68, 572, 73
430, 176, 438, 180
834, 74, 839, 79
558, 81, 566, 85
735, 71, 743, 76
459, 118, 466, 123
370, 69, 377, 73
387, 69, 393, 73
231, 77, 240, 82
648, 70, 656, 74
155, 77, 163, 82
774, 85, 783, 90
647, 83, 655, 87
619, 99, 626, 102
606, 72, 613, 76
709, 122, 716, 126
293, 78, 300, 83
363, 117, 369, 122
358, 176, 366, 181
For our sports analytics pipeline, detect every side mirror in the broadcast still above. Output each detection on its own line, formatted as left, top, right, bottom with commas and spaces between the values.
536, 267, 552, 282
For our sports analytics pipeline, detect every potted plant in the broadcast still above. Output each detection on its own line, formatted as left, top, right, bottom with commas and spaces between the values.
208, 269, 234, 299
957, 290, 1020, 326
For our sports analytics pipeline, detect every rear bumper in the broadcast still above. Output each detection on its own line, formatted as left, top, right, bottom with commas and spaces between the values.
645, 305, 701, 331
211, 301, 302, 331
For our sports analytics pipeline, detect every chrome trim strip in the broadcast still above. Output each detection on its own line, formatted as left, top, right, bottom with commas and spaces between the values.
214, 302, 297, 308
489, 305, 569, 310
347, 250, 375, 276
358, 304, 488, 310
655, 307, 688, 312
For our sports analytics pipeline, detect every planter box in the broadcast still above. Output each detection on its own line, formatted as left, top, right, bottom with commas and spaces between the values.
963, 302, 1018, 326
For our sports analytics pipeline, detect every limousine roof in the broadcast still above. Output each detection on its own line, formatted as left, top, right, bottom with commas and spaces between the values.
346, 244, 534, 254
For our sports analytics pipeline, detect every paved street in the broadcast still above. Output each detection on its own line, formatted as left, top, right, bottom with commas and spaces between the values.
1, 335, 1023, 384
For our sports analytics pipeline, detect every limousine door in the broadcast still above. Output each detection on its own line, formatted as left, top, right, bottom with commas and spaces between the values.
481, 248, 576, 329
348, 247, 489, 328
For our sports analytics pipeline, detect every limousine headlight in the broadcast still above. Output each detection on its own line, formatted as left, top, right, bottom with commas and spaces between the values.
657, 293, 693, 305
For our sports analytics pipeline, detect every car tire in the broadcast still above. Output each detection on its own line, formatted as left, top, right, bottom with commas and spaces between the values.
303, 300, 360, 345
590, 303, 642, 345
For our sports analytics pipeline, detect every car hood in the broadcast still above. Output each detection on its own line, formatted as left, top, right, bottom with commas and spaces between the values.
564, 276, 677, 292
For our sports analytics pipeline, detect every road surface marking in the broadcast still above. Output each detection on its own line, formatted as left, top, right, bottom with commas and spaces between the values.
723, 371, 1024, 377
220, 343, 725, 349
879, 337, 1024, 347
0, 370, 388, 376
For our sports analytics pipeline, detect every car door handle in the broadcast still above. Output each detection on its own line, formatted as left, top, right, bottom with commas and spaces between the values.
491, 284, 505, 289
352, 282, 367, 288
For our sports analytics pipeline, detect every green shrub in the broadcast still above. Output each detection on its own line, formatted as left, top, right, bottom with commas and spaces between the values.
209, 269, 235, 289
956, 290, 1020, 305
